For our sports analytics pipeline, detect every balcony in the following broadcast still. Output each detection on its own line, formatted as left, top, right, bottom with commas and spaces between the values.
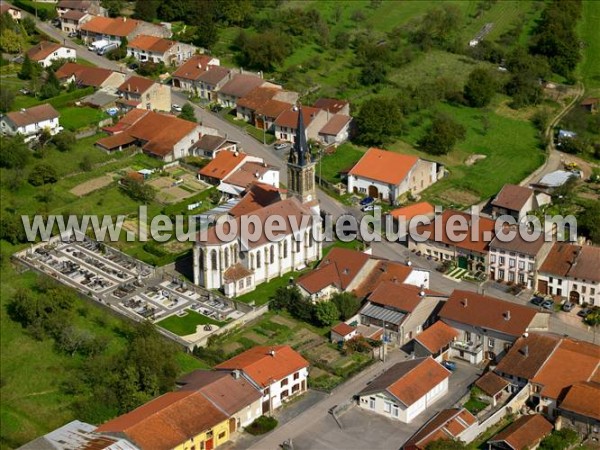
451, 340, 483, 353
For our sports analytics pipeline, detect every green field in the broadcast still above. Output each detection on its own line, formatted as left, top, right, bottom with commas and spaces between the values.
235, 268, 311, 306
578, 1, 600, 96
59, 107, 108, 132
157, 311, 228, 336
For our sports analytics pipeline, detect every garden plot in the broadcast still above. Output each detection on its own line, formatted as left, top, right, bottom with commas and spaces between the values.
147, 168, 206, 204
69, 174, 114, 197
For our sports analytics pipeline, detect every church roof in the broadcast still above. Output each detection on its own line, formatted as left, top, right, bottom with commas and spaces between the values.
288, 105, 312, 167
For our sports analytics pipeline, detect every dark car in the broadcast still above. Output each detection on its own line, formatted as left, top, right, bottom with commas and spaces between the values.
210, 103, 223, 112
578, 308, 592, 318
128, 62, 139, 70
441, 360, 456, 371
530, 296, 545, 306
360, 196, 375, 206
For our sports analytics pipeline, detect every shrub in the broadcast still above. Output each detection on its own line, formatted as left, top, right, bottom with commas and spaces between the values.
245, 416, 278, 435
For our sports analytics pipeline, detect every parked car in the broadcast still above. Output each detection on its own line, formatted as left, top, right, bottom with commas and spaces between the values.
441, 360, 456, 371
562, 302, 574, 312
210, 103, 223, 112
541, 299, 554, 310
171, 104, 182, 112
67, 31, 78, 38
128, 62, 139, 70
360, 196, 375, 206
530, 296, 545, 306
97, 42, 118, 56
578, 308, 592, 318
362, 204, 381, 212
274, 142, 289, 151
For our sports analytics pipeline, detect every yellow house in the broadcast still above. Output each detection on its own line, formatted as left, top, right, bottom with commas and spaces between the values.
96, 390, 232, 450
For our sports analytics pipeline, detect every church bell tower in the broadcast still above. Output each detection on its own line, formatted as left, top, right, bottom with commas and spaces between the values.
287, 106, 317, 208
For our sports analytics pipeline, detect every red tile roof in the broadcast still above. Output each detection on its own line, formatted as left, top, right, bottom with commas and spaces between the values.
415, 209, 496, 254
539, 242, 600, 283
197, 65, 232, 85
494, 333, 561, 380
475, 371, 510, 396
81, 16, 139, 37
403, 408, 476, 450
560, 382, 600, 421
414, 321, 458, 354
5, 104, 59, 127
368, 282, 444, 313
390, 202, 435, 221
488, 414, 553, 450
297, 247, 371, 294
440, 290, 539, 337
171, 55, 219, 81
224, 161, 277, 189
491, 184, 534, 212
61, 9, 88, 20
237, 86, 280, 111
223, 263, 253, 282
96, 390, 228, 450
228, 182, 283, 217
215, 345, 308, 387
27, 41, 66, 62
353, 260, 414, 299
255, 99, 292, 119
198, 150, 247, 181
96, 132, 137, 150
359, 357, 450, 407
220, 73, 265, 98
331, 322, 356, 337
349, 148, 419, 186
274, 106, 322, 129
313, 98, 349, 114
128, 35, 175, 53
55, 62, 117, 87
319, 114, 351, 136
118, 76, 155, 94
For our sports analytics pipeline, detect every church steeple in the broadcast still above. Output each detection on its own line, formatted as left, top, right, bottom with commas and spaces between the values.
287, 105, 317, 206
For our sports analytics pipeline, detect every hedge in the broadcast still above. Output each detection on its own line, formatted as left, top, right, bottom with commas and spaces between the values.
48, 87, 95, 109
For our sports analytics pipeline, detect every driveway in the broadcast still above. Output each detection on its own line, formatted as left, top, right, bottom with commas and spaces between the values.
249, 358, 480, 450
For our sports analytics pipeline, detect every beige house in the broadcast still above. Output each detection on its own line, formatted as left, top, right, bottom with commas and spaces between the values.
55, 62, 125, 90
274, 106, 328, 143
491, 184, 551, 222
127, 35, 196, 66
0, 2, 22, 20
117, 76, 171, 112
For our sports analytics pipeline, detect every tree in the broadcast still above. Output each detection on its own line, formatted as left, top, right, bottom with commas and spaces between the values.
578, 200, 600, 244
178, 103, 197, 122
505, 48, 550, 108
101, 0, 124, 17
539, 428, 579, 450
333, 31, 350, 50
0, 29, 21, 53
0, 87, 14, 112
190, 1, 219, 49
360, 61, 388, 86
426, 439, 467, 450
134, 0, 160, 21
28, 163, 59, 186
19, 54, 37, 80
80, 154, 93, 172
40, 70, 61, 99
53, 130, 76, 152
0, 215, 26, 244
0, 135, 30, 169
418, 113, 466, 155
21, 17, 37, 35
464, 68, 497, 107
236, 30, 291, 71
331, 292, 360, 320
313, 301, 339, 326
120, 178, 156, 203
355, 96, 405, 146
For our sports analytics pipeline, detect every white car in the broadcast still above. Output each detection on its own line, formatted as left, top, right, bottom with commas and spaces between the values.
362, 205, 381, 212
172, 104, 182, 112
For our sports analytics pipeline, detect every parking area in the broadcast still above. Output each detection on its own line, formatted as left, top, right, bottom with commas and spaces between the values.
15, 232, 250, 346
289, 359, 481, 450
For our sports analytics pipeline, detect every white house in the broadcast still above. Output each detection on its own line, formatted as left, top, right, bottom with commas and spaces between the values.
60, 10, 91, 33
318, 114, 352, 145
0, 2, 22, 20
216, 345, 309, 415
357, 357, 451, 423
1, 104, 61, 142
347, 147, 441, 204
218, 160, 280, 198
127, 35, 196, 66
536, 242, 600, 305
27, 41, 76, 68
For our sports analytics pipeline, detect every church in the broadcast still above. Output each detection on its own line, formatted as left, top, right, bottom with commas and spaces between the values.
193, 107, 323, 298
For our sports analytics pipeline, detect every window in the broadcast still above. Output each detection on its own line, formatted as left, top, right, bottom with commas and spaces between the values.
256, 251, 261, 268
488, 338, 495, 348
283, 240, 288, 258
294, 372, 300, 380
218, 431, 226, 440
499, 269, 505, 279
384, 402, 392, 413
369, 397, 375, 409
392, 405, 399, 417
264, 387, 270, 396
509, 272, 515, 282
210, 250, 217, 269
582, 286, 587, 294
499, 256, 505, 265
490, 255, 496, 263
246, 276, 252, 286
238, 279, 244, 289
558, 279, 562, 286
528, 263, 534, 271
519, 273, 525, 285
591, 288, 596, 295
573, 283, 578, 290
206, 431, 213, 438
281, 378, 289, 387
518, 261, 525, 270
509, 258, 515, 268
270, 245, 275, 264
296, 240, 301, 253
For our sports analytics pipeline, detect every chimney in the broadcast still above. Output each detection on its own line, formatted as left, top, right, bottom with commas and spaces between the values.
269, 349, 276, 357
419, 290, 425, 297
522, 345, 529, 357
505, 310, 511, 321
255, 172, 260, 178
123, 17, 126, 22
463, 298, 468, 308
232, 369, 240, 380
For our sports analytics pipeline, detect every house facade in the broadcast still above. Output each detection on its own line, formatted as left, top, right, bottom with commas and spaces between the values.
127, 35, 196, 66
56, 0, 105, 17
318, 114, 352, 145
489, 231, 553, 289
274, 106, 328, 143
55, 62, 126, 90
536, 242, 600, 305
491, 184, 550, 221
171, 55, 227, 99
117, 76, 171, 112
80, 16, 170, 45
60, 10, 91, 33
215, 345, 309, 415
412, 320, 458, 362
1, 104, 61, 142
347, 148, 440, 204
217, 73, 267, 108
357, 357, 451, 423
0, 2, 22, 20
439, 290, 550, 365
27, 41, 76, 68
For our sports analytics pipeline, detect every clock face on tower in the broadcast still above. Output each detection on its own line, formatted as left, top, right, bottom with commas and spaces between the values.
306, 194, 312, 202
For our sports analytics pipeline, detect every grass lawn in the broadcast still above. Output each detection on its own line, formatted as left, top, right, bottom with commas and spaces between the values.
235, 268, 313, 306
59, 106, 108, 132
0, 261, 204, 448
319, 143, 364, 185
578, 0, 600, 96
75, 57, 96, 67
464, 396, 489, 415
157, 311, 228, 336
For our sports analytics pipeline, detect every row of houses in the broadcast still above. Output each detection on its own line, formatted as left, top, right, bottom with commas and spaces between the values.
20, 345, 310, 450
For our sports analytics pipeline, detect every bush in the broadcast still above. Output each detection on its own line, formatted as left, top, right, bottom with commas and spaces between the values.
28, 163, 58, 186
245, 416, 278, 435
